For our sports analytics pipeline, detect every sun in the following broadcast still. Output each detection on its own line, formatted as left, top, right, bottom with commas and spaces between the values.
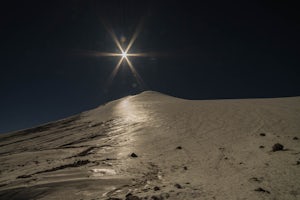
121, 51, 127, 58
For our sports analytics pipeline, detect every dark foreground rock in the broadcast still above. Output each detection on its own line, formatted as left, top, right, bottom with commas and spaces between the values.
272, 143, 284, 152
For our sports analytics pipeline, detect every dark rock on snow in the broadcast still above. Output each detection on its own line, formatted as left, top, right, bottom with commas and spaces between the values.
272, 143, 284, 152
254, 187, 270, 194
130, 153, 138, 158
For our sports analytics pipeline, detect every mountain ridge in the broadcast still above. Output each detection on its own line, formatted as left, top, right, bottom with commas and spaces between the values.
0, 91, 299, 199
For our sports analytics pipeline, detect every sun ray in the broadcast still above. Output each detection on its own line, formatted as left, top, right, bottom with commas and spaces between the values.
126, 52, 169, 57
124, 19, 144, 53
106, 57, 124, 86
94, 52, 121, 57
110, 30, 124, 53
102, 21, 124, 53
124, 56, 144, 87
126, 53, 148, 57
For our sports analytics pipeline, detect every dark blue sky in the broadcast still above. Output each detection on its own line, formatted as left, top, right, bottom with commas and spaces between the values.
1, 0, 299, 133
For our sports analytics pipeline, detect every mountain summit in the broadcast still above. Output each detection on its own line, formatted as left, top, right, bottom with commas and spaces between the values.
0, 91, 299, 199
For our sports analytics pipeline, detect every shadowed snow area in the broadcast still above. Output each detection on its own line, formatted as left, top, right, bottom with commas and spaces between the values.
0, 91, 299, 200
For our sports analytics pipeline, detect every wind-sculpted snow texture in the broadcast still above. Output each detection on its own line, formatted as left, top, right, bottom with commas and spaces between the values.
0, 91, 299, 200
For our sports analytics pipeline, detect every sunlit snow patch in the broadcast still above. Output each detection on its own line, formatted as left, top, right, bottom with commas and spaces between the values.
91, 168, 116, 177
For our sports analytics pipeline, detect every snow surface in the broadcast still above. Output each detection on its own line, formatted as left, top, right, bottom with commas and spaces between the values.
0, 91, 299, 200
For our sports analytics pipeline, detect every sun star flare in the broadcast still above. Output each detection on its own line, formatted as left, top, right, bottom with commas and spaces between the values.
89, 20, 150, 88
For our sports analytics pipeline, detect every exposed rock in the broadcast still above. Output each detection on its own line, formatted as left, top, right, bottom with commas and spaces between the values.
174, 183, 182, 189
35, 160, 90, 175
272, 143, 284, 152
107, 198, 122, 200
153, 186, 160, 191
17, 175, 32, 179
126, 193, 141, 200
130, 153, 138, 158
249, 177, 263, 183
254, 187, 270, 194
126, 193, 133, 197
142, 188, 149, 192
76, 147, 96, 157
150, 195, 163, 200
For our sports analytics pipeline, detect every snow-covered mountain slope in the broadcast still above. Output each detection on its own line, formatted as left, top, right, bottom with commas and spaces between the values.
0, 91, 299, 200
